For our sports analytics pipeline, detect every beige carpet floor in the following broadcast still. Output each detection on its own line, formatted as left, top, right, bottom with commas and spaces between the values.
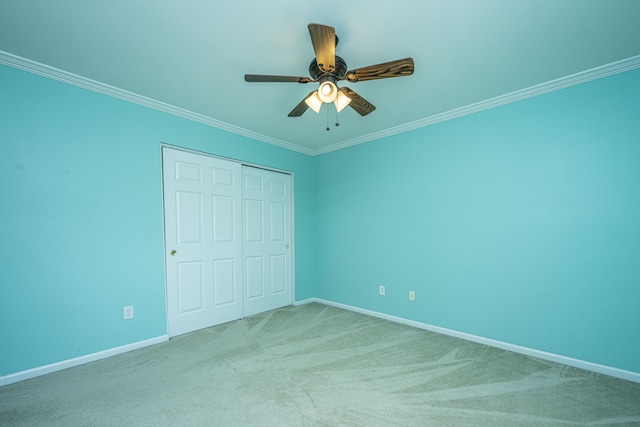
1, 302, 640, 426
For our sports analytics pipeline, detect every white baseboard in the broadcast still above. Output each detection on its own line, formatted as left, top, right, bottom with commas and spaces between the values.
300, 298, 640, 384
293, 297, 318, 306
0, 335, 169, 387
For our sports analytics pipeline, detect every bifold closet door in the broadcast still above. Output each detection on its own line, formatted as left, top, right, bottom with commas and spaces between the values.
242, 166, 293, 317
163, 148, 243, 337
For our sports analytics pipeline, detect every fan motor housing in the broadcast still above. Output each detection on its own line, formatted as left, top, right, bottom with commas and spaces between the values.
309, 55, 347, 80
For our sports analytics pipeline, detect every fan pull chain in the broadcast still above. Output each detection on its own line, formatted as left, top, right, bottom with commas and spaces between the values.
324, 106, 341, 131
326, 107, 330, 131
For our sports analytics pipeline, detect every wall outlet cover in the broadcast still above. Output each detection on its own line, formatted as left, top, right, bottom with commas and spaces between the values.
124, 305, 134, 320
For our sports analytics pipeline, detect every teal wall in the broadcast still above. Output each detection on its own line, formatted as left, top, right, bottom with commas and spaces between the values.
315, 68, 640, 374
0, 64, 316, 376
2, 61, 639, 379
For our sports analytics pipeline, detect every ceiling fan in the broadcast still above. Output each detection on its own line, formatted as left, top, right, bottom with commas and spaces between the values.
244, 23, 414, 117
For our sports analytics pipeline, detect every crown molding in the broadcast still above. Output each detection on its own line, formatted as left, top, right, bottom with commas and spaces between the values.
314, 54, 640, 155
2, 50, 639, 157
0, 51, 316, 156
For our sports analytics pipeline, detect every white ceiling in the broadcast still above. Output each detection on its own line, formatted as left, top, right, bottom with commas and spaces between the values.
1, 0, 640, 154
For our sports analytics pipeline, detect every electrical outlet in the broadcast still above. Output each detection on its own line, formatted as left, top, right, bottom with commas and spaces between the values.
409, 291, 415, 301
379, 285, 386, 296
124, 305, 134, 320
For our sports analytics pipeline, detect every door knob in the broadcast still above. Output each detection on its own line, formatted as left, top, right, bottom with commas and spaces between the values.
170, 250, 177, 256
285, 245, 290, 250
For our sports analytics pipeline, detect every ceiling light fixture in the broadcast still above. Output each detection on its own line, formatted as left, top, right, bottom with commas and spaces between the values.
305, 80, 350, 114
317, 81, 338, 103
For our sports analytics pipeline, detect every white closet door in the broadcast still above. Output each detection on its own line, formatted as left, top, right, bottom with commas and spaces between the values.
163, 147, 243, 337
242, 166, 293, 317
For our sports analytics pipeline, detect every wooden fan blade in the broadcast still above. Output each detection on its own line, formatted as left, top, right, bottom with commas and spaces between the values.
288, 91, 316, 117
345, 58, 414, 83
308, 24, 336, 73
245, 74, 313, 83
340, 87, 376, 116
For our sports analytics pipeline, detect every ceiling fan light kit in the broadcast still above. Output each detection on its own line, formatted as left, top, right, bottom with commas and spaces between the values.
303, 80, 351, 114
244, 23, 414, 119
317, 80, 338, 103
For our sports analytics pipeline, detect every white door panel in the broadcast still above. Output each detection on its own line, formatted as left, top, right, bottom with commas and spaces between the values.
163, 148, 243, 337
177, 261, 204, 313
245, 256, 264, 299
242, 167, 292, 317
